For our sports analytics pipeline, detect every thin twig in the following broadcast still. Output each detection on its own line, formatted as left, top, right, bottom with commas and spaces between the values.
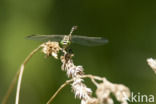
15, 45, 42, 104
46, 74, 104, 104
2, 70, 20, 104
15, 65, 24, 104
2, 45, 42, 104
46, 79, 73, 104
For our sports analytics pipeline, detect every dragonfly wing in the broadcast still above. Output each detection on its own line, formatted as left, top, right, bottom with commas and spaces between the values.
26, 35, 64, 42
71, 35, 108, 46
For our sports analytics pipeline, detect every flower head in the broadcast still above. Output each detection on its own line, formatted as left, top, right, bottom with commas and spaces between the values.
41, 41, 61, 59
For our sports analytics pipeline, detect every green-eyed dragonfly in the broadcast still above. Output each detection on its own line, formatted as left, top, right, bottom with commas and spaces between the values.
26, 26, 108, 48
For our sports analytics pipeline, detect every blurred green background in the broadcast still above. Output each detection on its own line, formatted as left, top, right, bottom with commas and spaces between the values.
0, 0, 156, 104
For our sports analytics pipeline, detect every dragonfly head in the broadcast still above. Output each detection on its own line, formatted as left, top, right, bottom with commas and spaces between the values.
60, 26, 77, 48
60, 35, 71, 47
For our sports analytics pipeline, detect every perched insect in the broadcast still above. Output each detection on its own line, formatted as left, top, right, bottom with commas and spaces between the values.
26, 26, 108, 48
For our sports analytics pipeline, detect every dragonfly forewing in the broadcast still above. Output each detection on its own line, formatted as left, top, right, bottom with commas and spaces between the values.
26, 35, 108, 46
26, 35, 64, 42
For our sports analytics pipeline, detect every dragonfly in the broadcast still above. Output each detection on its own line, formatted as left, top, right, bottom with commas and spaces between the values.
26, 26, 108, 48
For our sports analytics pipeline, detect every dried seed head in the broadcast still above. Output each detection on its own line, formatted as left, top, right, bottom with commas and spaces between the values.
60, 49, 93, 103
147, 58, 156, 73
96, 78, 130, 104
41, 41, 61, 59
96, 82, 112, 104
71, 78, 92, 100
60, 55, 84, 77
113, 84, 130, 103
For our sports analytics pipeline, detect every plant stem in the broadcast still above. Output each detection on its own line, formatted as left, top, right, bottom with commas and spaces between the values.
2, 45, 42, 104
46, 80, 73, 104
15, 45, 42, 104
15, 65, 24, 104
